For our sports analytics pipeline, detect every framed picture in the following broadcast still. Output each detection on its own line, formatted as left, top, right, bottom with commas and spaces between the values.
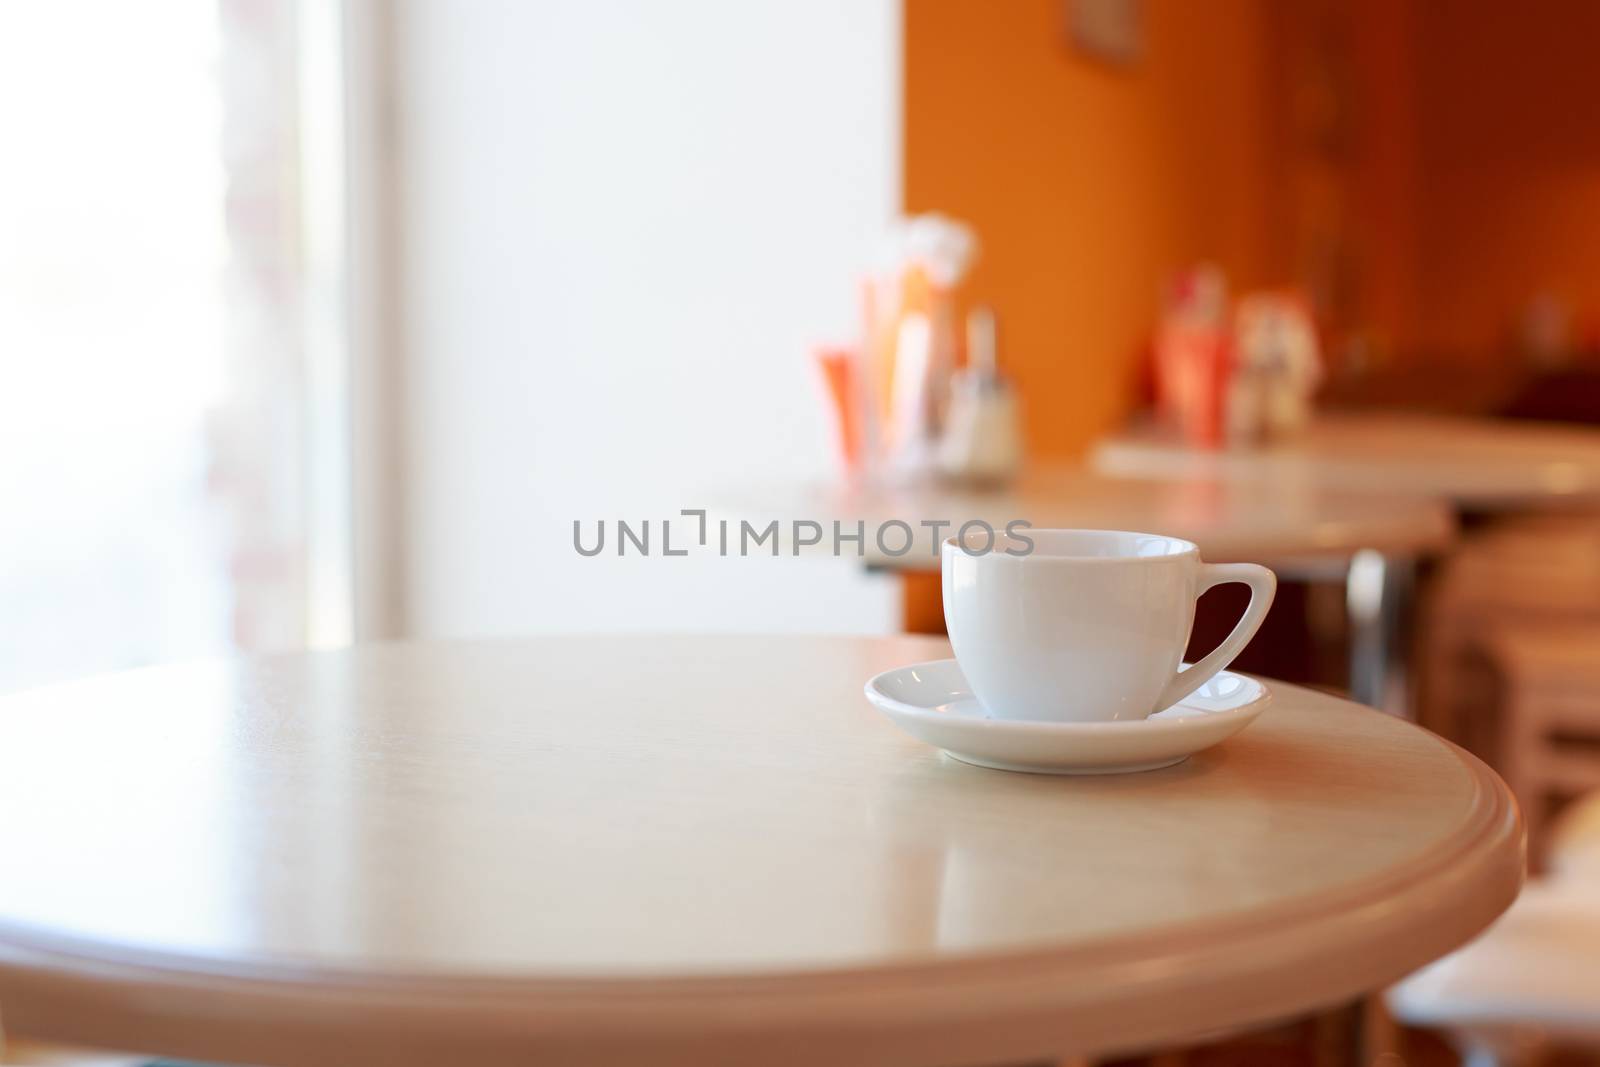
1069, 0, 1143, 66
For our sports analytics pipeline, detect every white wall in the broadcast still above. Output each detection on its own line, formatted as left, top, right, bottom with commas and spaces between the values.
395, 0, 900, 636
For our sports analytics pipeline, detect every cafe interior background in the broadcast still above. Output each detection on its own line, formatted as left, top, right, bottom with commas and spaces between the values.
5, 0, 1600, 1064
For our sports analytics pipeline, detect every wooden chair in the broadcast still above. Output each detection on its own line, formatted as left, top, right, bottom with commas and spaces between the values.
1388, 791, 1600, 1067
1549, 787, 1600, 879
1477, 623, 1600, 862
1388, 881, 1600, 1067
1418, 515, 1600, 859
1421, 517, 1600, 730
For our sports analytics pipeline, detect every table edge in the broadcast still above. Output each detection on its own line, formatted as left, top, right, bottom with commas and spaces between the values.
0, 716, 1525, 1066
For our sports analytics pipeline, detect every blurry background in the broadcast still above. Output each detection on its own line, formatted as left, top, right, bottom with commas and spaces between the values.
909, 0, 1600, 452
5, 0, 1600, 677
9, 2, 1600, 1064
0, 0, 901, 693
0, 0, 350, 691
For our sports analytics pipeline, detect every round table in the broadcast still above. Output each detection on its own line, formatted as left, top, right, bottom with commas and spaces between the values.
1093, 412, 1600, 513
0, 637, 1522, 1067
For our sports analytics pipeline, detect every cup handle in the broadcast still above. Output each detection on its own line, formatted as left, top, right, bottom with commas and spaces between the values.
1153, 563, 1277, 713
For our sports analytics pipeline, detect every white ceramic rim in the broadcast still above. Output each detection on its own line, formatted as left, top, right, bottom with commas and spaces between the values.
863, 659, 1270, 733
942, 528, 1200, 562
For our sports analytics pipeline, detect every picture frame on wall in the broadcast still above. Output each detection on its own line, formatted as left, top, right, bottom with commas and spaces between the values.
1068, 0, 1142, 66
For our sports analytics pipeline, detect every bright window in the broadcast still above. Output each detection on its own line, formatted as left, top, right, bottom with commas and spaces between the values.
0, 0, 347, 692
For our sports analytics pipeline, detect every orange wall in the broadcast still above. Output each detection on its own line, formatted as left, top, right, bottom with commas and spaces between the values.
1409, 0, 1600, 356
1344, 0, 1420, 353
907, 0, 1600, 439
904, 0, 1283, 457
1248, 0, 1600, 361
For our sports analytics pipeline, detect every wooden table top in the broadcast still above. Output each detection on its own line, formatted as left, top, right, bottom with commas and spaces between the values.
725, 466, 1454, 572
0, 636, 1521, 1066
1094, 412, 1600, 512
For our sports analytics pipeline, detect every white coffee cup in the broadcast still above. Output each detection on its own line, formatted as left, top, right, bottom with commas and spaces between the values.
941, 528, 1276, 723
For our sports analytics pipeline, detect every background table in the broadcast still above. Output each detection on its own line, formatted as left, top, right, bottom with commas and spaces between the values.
725, 467, 1456, 710
728, 466, 1454, 569
0, 637, 1521, 1066
1093, 412, 1600, 513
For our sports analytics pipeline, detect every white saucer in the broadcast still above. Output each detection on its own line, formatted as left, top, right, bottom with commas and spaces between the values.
864, 660, 1270, 775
